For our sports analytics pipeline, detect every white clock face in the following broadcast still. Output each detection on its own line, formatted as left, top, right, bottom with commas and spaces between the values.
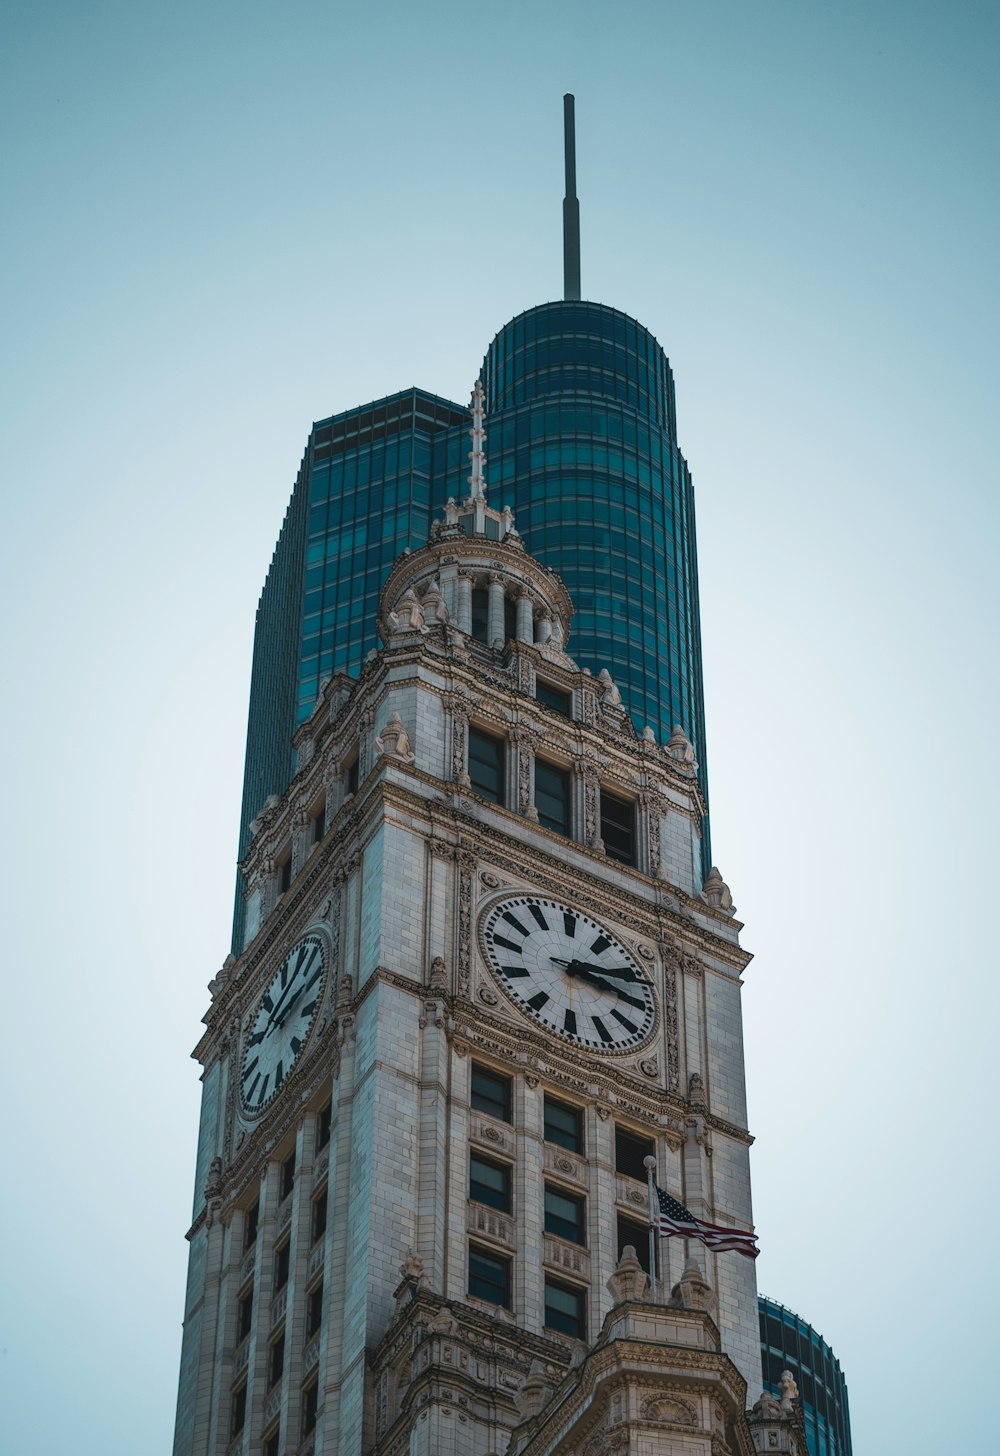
481, 896, 655, 1051
240, 934, 326, 1116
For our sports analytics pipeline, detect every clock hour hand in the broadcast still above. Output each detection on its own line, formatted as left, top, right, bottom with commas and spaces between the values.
551, 957, 637, 983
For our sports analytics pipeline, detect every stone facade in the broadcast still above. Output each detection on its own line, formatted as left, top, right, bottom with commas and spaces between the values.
173, 489, 785, 1456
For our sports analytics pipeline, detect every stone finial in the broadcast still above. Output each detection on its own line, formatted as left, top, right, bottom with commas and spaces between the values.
701, 866, 736, 916
208, 954, 236, 999
515, 1361, 556, 1420
668, 1258, 718, 1317
606, 1246, 651, 1305
779, 1371, 799, 1411
375, 713, 415, 763
393, 1250, 431, 1309
666, 723, 696, 766
598, 668, 622, 706
390, 587, 426, 633
468, 379, 487, 501
750, 1388, 785, 1421
641, 725, 657, 746
422, 579, 449, 624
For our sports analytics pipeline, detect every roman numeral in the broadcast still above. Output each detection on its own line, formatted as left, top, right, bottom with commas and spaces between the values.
262, 993, 274, 1012
294, 943, 309, 976
243, 1057, 259, 1081
290, 1037, 302, 1055
274, 1060, 284, 1088
500, 964, 530, 977
493, 934, 522, 953
247, 1032, 265, 1049
503, 911, 529, 937
592, 1016, 613, 1045
300, 999, 318, 1020
257, 1073, 270, 1104
563, 1008, 578, 1036
304, 963, 323, 991
527, 991, 549, 1012
528, 904, 548, 929
563, 912, 576, 937
611, 1008, 638, 1035
590, 935, 611, 955
245, 1072, 261, 1102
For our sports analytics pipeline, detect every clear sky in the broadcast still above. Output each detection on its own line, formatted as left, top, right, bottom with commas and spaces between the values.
1, 2, 996, 1451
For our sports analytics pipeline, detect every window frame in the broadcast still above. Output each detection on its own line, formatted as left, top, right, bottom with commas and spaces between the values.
543, 1275, 587, 1340
267, 1328, 285, 1389
535, 679, 573, 717
614, 1125, 655, 1181
470, 1063, 512, 1123
274, 1239, 291, 1292
543, 1095, 584, 1154
279, 1150, 296, 1202
534, 757, 572, 837
468, 1243, 512, 1308
544, 1183, 586, 1246
469, 1151, 512, 1213
306, 1279, 324, 1339
236, 1284, 254, 1343
617, 1214, 652, 1274
311, 1185, 328, 1246
600, 788, 636, 866
467, 726, 506, 805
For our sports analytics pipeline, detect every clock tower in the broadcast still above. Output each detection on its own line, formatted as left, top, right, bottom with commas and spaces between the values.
172, 384, 781, 1456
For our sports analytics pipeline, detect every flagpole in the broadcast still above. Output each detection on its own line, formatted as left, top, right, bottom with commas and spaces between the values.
643, 1155, 659, 1299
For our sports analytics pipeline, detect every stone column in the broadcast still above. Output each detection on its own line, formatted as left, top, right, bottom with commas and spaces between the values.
535, 613, 552, 644
455, 574, 472, 635
487, 574, 506, 647
516, 591, 534, 643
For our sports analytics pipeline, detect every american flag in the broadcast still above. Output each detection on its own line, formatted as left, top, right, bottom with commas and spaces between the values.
655, 1185, 759, 1260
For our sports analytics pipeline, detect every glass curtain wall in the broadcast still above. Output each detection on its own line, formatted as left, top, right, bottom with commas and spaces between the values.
758, 1296, 853, 1456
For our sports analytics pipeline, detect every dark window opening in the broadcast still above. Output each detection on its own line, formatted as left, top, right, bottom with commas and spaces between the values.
311, 1187, 328, 1245
617, 1215, 651, 1274
236, 1286, 253, 1342
316, 1101, 332, 1150
279, 854, 293, 894
306, 1280, 324, 1338
535, 759, 571, 836
470, 1153, 512, 1213
544, 1096, 584, 1153
244, 1200, 259, 1250
601, 790, 635, 865
504, 594, 518, 642
263, 1430, 279, 1456
615, 1126, 655, 1181
345, 754, 360, 795
471, 1064, 511, 1122
544, 1185, 586, 1245
468, 728, 505, 804
544, 1277, 586, 1339
312, 803, 325, 843
274, 1240, 290, 1292
536, 680, 572, 716
279, 1151, 295, 1202
267, 1330, 285, 1389
468, 1245, 511, 1307
230, 1383, 247, 1438
471, 588, 489, 643
302, 1377, 319, 1436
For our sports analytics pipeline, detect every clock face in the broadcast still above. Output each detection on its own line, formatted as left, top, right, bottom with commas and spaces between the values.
481, 896, 655, 1051
240, 934, 326, 1115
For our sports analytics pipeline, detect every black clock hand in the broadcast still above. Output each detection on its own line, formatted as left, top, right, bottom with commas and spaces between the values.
551, 957, 638, 983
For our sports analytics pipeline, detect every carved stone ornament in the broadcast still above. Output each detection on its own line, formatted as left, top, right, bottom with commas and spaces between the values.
598, 667, 622, 706
429, 955, 448, 991
639, 1393, 698, 1426
204, 1155, 223, 1200
480, 870, 500, 888
482, 1125, 505, 1146
524, 1073, 540, 1089
375, 712, 415, 763
457, 857, 473, 996
596, 1105, 612, 1121
688, 1071, 706, 1109
478, 985, 499, 1006
666, 723, 697, 767
639, 1057, 658, 1079
451, 708, 470, 785
701, 865, 736, 916
668, 1257, 718, 1318
514, 1361, 555, 1421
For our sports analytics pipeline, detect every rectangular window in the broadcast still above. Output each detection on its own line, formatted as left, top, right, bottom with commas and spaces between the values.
615, 1126, 655, 1181
544, 1185, 586, 1245
230, 1383, 247, 1438
306, 1279, 324, 1338
236, 1286, 253, 1342
279, 852, 293, 894
244, 1200, 259, 1250
468, 727, 505, 804
312, 802, 326, 843
279, 1151, 295, 1202
274, 1240, 290, 1292
617, 1215, 651, 1274
267, 1330, 285, 1389
544, 1096, 584, 1153
263, 1431, 279, 1456
544, 1277, 586, 1339
471, 1064, 511, 1122
471, 588, 489, 643
316, 1101, 332, 1150
345, 754, 360, 795
302, 1376, 319, 1436
536, 679, 572, 716
468, 1245, 512, 1307
601, 789, 635, 865
535, 759, 571, 836
311, 1187, 328, 1245
469, 1153, 512, 1213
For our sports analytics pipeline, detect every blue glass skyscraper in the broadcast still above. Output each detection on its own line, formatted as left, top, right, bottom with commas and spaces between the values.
233, 99, 710, 948
759, 1297, 853, 1456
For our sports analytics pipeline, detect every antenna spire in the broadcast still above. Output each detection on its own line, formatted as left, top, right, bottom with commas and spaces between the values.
563, 93, 581, 301
467, 379, 487, 501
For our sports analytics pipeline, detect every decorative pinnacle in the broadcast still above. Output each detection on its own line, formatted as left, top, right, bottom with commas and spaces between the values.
468, 378, 487, 501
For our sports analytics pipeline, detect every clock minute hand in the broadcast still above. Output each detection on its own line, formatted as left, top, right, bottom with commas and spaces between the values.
551, 957, 637, 983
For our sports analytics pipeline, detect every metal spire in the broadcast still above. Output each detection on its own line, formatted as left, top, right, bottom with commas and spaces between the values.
467, 379, 487, 501
563, 93, 581, 301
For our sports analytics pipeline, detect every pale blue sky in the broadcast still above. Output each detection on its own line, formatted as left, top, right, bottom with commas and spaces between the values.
1, 3, 997, 1452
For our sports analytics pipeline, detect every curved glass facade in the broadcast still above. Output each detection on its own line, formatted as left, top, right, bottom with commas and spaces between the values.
481, 302, 709, 859
759, 1296, 853, 1456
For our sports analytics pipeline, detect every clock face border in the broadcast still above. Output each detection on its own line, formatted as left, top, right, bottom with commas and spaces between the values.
478, 893, 658, 1056
239, 927, 330, 1120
